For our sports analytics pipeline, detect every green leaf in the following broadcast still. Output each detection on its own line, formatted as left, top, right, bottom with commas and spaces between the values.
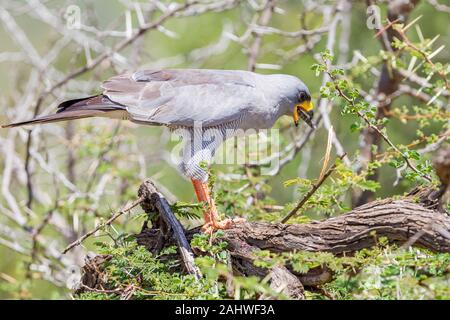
356, 180, 380, 192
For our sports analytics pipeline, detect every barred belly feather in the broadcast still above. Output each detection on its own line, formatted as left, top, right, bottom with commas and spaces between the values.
172, 114, 246, 182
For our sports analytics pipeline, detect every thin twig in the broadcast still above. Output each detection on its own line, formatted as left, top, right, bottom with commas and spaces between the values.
247, 0, 277, 71
23, 1, 198, 209
396, 27, 449, 90
281, 153, 346, 223
373, 18, 400, 38
326, 70, 433, 183
62, 197, 143, 254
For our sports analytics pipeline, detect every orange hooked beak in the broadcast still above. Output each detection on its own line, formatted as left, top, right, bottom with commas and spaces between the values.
293, 100, 315, 129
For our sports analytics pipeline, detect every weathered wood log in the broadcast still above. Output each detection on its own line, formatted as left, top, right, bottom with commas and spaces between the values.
265, 266, 305, 300
138, 197, 450, 255
78, 181, 450, 299
220, 199, 450, 255
135, 193, 449, 297
138, 179, 202, 280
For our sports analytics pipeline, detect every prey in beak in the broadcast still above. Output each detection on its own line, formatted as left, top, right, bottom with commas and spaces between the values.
293, 100, 316, 129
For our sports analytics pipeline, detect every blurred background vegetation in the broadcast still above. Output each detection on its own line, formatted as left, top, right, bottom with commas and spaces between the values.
0, 0, 448, 299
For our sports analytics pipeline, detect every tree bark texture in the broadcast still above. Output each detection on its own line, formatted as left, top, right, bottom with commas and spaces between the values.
79, 180, 450, 298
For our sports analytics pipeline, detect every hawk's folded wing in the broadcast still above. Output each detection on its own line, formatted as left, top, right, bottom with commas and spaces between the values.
102, 69, 264, 127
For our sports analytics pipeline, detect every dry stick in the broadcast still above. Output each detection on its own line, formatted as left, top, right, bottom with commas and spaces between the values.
23, 1, 198, 209
281, 153, 346, 224
247, 0, 277, 72
319, 126, 334, 181
40, 1, 197, 102
62, 197, 143, 254
427, 0, 450, 13
139, 180, 202, 280
373, 18, 400, 39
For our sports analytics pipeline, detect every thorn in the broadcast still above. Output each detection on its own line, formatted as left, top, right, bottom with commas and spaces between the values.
415, 25, 424, 43
403, 15, 422, 32
407, 56, 417, 73
428, 45, 445, 60
425, 35, 440, 49
427, 88, 444, 106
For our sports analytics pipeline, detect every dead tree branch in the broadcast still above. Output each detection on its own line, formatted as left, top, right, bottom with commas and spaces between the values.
221, 199, 450, 254
62, 197, 144, 254
133, 187, 449, 295
281, 153, 346, 223
138, 180, 202, 280
76, 176, 450, 299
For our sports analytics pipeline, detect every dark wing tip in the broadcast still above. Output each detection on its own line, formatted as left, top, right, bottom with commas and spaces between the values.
57, 95, 101, 113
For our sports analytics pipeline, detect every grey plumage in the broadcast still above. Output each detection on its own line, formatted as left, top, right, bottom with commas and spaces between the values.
2, 69, 312, 181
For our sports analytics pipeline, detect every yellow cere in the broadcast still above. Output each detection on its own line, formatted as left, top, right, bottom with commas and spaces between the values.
298, 100, 314, 112
293, 101, 314, 126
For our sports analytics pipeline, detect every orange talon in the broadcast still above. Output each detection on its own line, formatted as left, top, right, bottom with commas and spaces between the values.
191, 179, 244, 233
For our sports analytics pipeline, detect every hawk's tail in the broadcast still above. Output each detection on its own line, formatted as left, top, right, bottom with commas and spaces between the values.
2, 95, 126, 128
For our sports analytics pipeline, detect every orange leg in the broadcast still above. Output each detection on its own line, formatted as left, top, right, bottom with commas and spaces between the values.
191, 179, 243, 233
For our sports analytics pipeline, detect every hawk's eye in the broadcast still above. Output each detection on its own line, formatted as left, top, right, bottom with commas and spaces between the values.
299, 92, 307, 101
